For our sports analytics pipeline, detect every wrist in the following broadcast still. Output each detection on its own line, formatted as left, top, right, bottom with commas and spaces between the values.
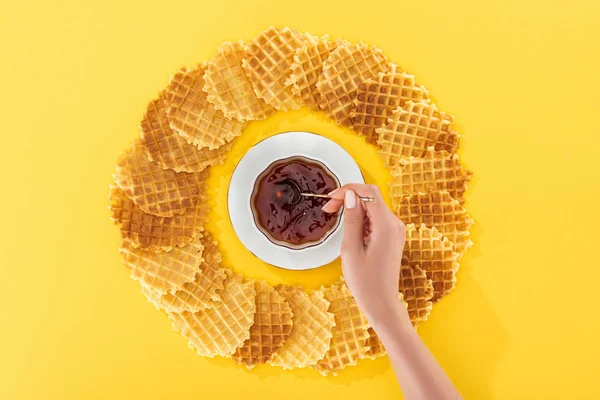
361, 296, 412, 333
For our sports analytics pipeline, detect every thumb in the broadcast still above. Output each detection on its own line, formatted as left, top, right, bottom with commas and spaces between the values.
341, 190, 365, 255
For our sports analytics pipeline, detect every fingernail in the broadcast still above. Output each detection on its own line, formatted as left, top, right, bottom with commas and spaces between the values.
345, 190, 356, 209
328, 188, 339, 196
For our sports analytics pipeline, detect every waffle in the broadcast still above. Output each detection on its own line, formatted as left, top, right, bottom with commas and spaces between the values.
141, 284, 168, 310
315, 281, 370, 376
403, 224, 459, 301
169, 272, 256, 357
390, 147, 472, 205
114, 139, 209, 217
399, 264, 434, 326
351, 65, 430, 144
109, 184, 209, 252
286, 35, 341, 110
203, 40, 275, 121
140, 91, 232, 173
242, 27, 307, 111
316, 42, 391, 127
364, 293, 409, 359
232, 280, 294, 368
377, 101, 459, 168
396, 191, 474, 257
120, 234, 203, 293
165, 63, 245, 150
269, 285, 335, 369
156, 232, 227, 312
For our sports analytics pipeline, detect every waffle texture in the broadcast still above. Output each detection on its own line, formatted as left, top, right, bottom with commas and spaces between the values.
242, 27, 307, 111
165, 63, 245, 149
351, 65, 430, 144
269, 285, 335, 369
364, 293, 409, 359
203, 41, 275, 121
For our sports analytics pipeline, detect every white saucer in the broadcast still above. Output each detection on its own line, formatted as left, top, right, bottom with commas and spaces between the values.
228, 131, 364, 270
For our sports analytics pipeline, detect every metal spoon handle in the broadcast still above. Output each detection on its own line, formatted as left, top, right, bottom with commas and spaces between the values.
300, 193, 375, 202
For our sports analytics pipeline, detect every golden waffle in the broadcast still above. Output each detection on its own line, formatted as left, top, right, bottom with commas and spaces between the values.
315, 281, 370, 376
377, 101, 459, 168
232, 280, 294, 368
156, 232, 227, 312
140, 91, 232, 173
242, 27, 307, 111
316, 42, 391, 127
169, 272, 256, 357
120, 235, 203, 293
165, 63, 245, 150
399, 264, 434, 326
141, 284, 168, 310
364, 293, 409, 359
390, 147, 472, 205
114, 139, 208, 217
269, 285, 335, 369
351, 65, 430, 144
396, 191, 474, 257
109, 184, 209, 252
203, 41, 275, 121
286, 35, 341, 110
403, 224, 459, 301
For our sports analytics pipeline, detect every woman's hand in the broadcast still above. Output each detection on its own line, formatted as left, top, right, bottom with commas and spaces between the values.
322, 184, 409, 325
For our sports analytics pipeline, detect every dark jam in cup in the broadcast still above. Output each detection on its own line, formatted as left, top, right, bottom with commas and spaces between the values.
251, 156, 341, 249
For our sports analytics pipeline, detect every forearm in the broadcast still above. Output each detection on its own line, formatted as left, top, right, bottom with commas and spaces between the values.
368, 300, 462, 400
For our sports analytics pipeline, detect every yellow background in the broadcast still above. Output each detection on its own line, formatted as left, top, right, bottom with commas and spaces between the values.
1, 0, 599, 398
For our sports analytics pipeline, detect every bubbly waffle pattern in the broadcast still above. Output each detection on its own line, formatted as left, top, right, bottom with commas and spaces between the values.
396, 191, 474, 257
399, 264, 434, 325
109, 184, 209, 252
165, 63, 245, 149
157, 233, 226, 312
140, 92, 231, 173
364, 294, 409, 359
114, 140, 208, 217
315, 282, 370, 376
403, 224, 459, 301
377, 101, 459, 168
169, 272, 256, 357
351, 65, 430, 144
269, 285, 335, 369
317, 42, 391, 127
286, 35, 340, 110
243, 27, 307, 111
232, 280, 294, 368
120, 235, 203, 293
390, 147, 473, 205
203, 41, 275, 121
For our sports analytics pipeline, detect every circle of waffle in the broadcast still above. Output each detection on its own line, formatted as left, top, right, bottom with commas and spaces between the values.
114, 139, 209, 217
390, 146, 473, 205
269, 285, 335, 369
316, 42, 391, 127
399, 264, 434, 326
315, 281, 370, 376
351, 65, 430, 144
364, 293, 409, 360
140, 92, 232, 173
150, 233, 227, 312
376, 100, 459, 168
120, 234, 203, 293
232, 280, 294, 368
165, 63, 245, 150
203, 41, 275, 121
286, 35, 340, 110
109, 184, 209, 252
403, 224, 459, 301
396, 191, 474, 257
242, 27, 307, 111
169, 272, 256, 357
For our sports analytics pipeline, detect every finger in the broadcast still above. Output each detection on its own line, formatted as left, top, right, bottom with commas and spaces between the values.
321, 199, 343, 213
329, 184, 390, 224
341, 190, 366, 257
